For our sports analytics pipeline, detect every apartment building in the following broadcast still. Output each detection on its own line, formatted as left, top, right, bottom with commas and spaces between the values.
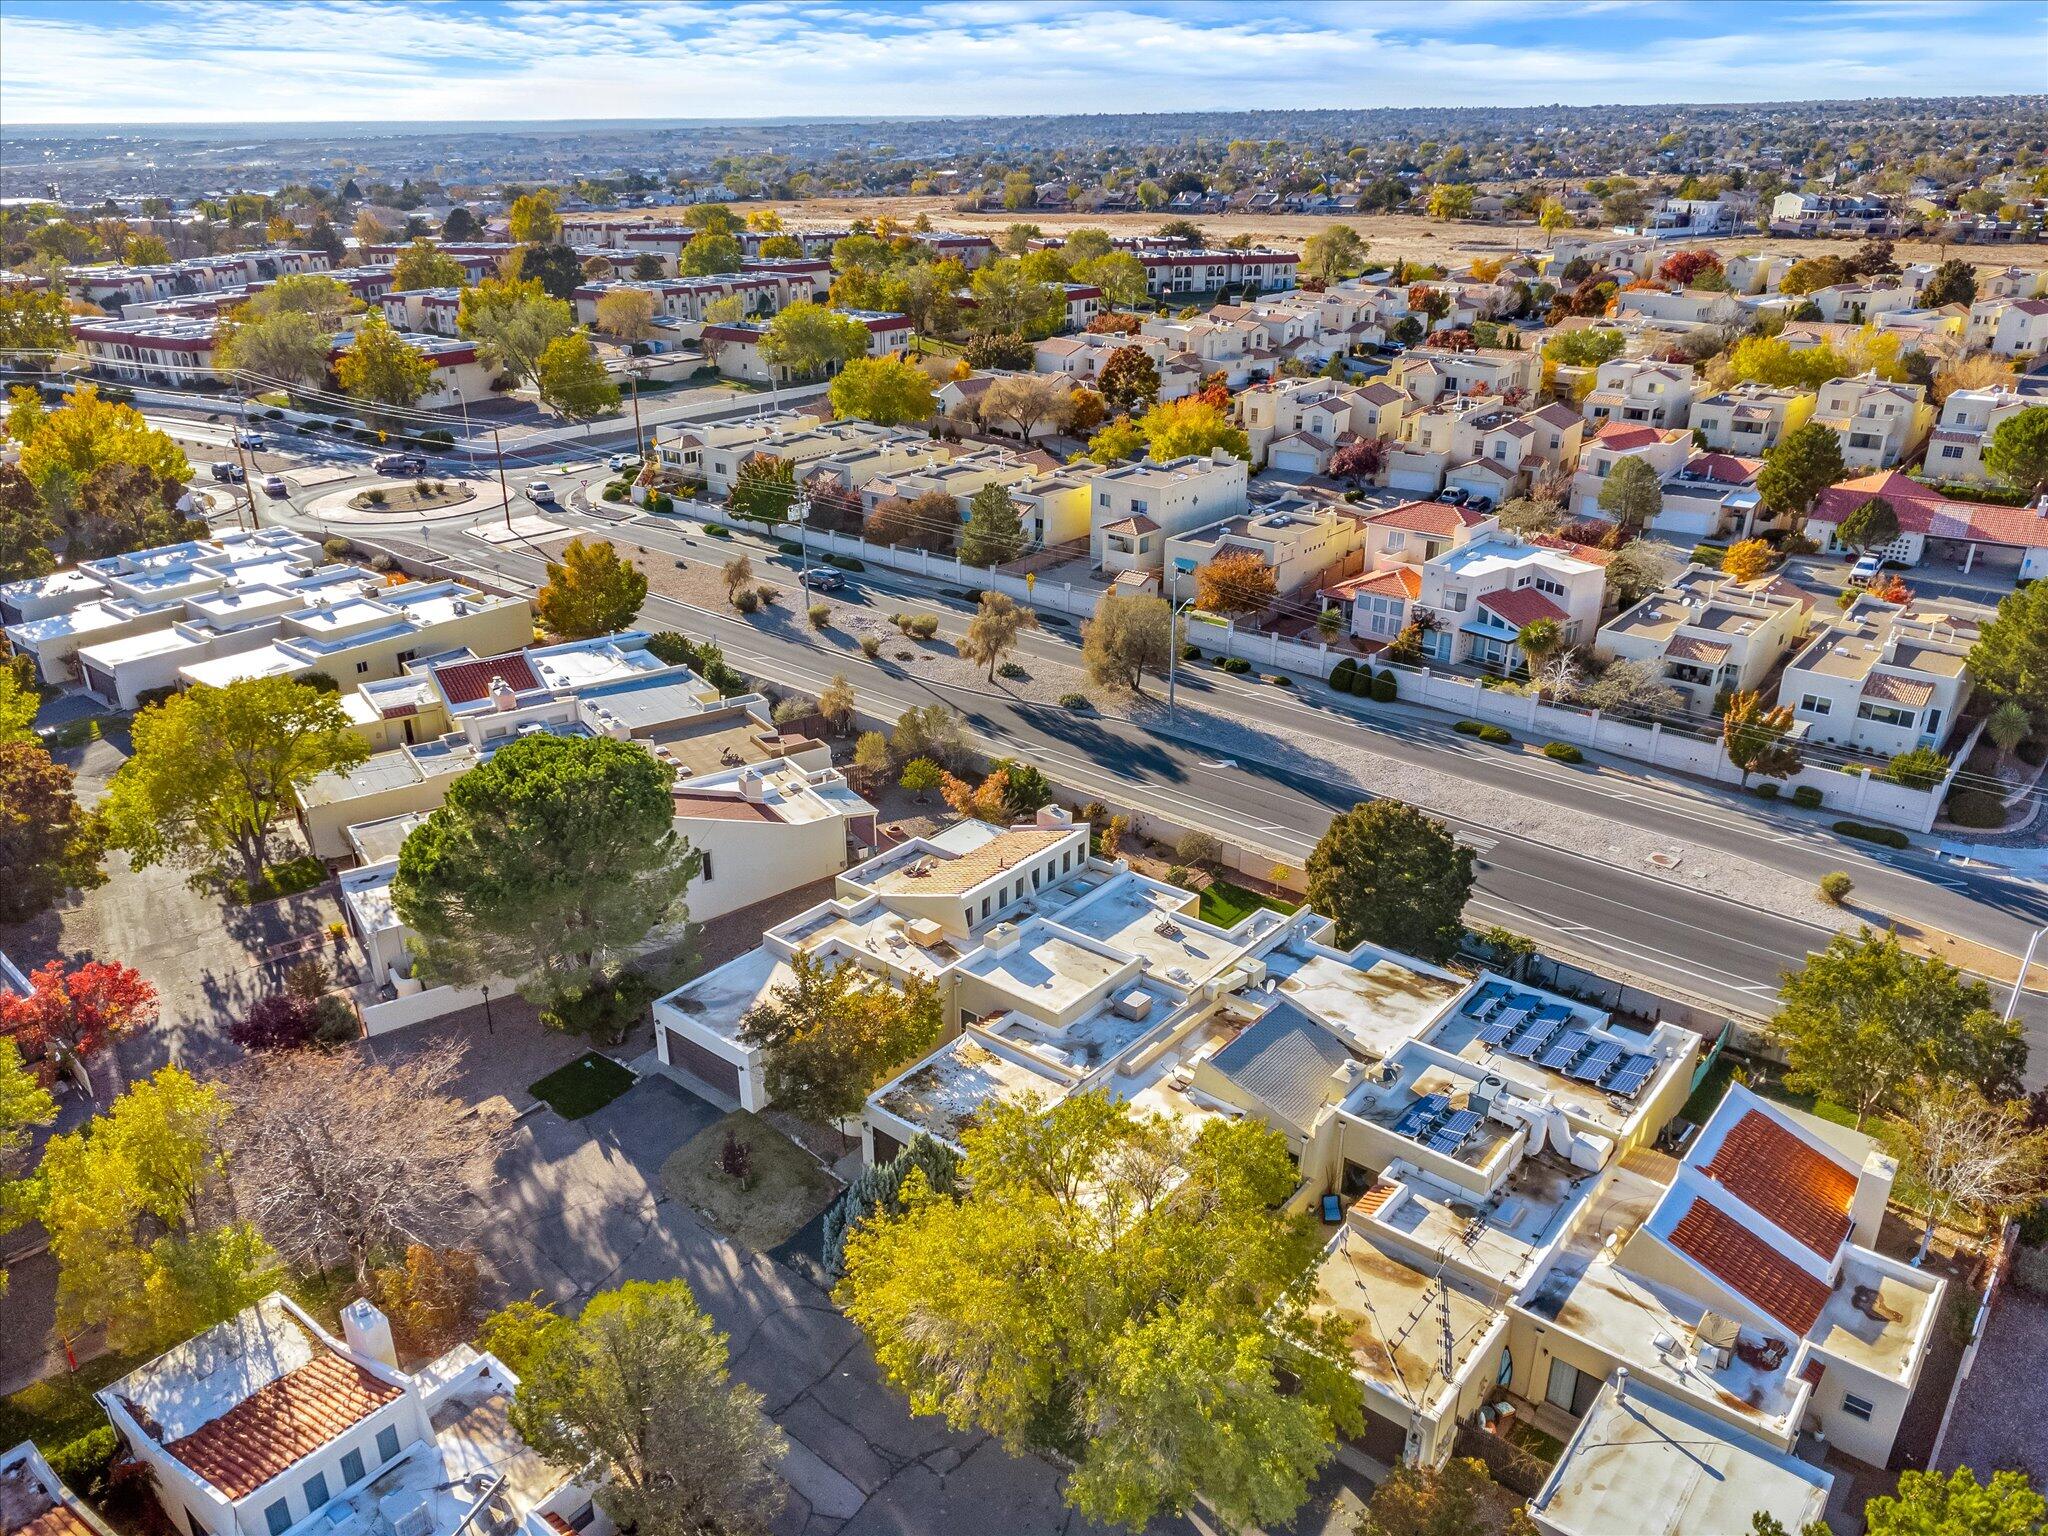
376, 287, 465, 337
1687, 383, 1816, 454
1130, 248, 1299, 297
1085, 449, 1249, 578
1777, 596, 1976, 755
1597, 565, 1814, 713
71, 314, 222, 384
1580, 359, 1698, 431
56, 249, 332, 314
1240, 376, 1408, 471
1413, 537, 1607, 671
1810, 373, 1934, 471
653, 408, 821, 491
699, 309, 912, 383
1805, 469, 2048, 580
1925, 388, 2037, 484
659, 415, 933, 500
1164, 502, 1365, 603
1567, 421, 1692, 519
569, 271, 801, 333
94, 1293, 603, 1536
1610, 287, 1747, 329
1388, 347, 1541, 407
1967, 296, 2048, 359
856, 447, 1093, 549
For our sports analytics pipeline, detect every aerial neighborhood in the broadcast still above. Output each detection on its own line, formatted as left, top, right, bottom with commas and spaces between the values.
2, 45, 2047, 1536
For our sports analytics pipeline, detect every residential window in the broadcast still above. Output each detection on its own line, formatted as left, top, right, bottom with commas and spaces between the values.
264, 1503, 292, 1536
356, 661, 370, 674
1799, 694, 1832, 716
341, 1449, 366, 1486
1386, 532, 1406, 551
1841, 1393, 1875, 1422
376, 1425, 402, 1464
305, 1473, 330, 1512
981, 896, 991, 919
700, 851, 713, 882
1857, 702, 1916, 727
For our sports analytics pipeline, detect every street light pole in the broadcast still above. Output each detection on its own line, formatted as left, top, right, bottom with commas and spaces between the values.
2004, 923, 2048, 1024
1165, 595, 1195, 714
493, 426, 513, 531
230, 381, 258, 531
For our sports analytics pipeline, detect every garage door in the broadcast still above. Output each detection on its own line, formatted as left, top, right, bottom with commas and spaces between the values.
662, 1027, 740, 1099
1386, 464, 1439, 493
1270, 446, 1323, 476
872, 1128, 905, 1165
1349, 1405, 1410, 1466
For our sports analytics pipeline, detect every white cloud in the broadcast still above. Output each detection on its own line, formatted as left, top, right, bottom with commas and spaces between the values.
0, 0, 2039, 124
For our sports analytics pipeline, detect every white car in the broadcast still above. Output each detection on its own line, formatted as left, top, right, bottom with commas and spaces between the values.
527, 479, 555, 503
1848, 553, 1883, 586
234, 429, 265, 450
606, 453, 635, 472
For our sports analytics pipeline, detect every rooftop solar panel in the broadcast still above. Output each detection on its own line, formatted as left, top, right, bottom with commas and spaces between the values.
1569, 1041, 1622, 1083
1424, 1108, 1482, 1154
1535, 1003, 1573, 1024
1476, 1017, 1518, 1047
1507, 1020, 1563, 1060
1393, 1093, 1449, 1139
1538, 1030, 1591, 1072
1603, 1053, 1655, 1097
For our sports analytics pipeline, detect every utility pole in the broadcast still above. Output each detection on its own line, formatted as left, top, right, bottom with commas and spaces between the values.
1165, 595, 1195, 714
230, 380, 258, 530
493, 426, 513, 531
628, 359, 647, 460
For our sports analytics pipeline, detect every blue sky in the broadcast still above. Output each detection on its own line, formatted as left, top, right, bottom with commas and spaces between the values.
1, 0, 2040, 125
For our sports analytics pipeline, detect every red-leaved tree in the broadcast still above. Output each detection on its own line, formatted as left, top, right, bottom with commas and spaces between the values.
1656, 249, 1723, 286
1329, 437, 1388, 486
0, 958, 158, 1069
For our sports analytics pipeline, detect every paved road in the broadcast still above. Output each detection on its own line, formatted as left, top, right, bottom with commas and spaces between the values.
250, 448, 2048, 1067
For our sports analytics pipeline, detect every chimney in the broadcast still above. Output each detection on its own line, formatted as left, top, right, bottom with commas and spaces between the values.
1034, 803, 1074, 830
1850, 1148, 1896, 1246
488, 675, 517, 712
739, 768, 769, 802
340, 1298, 398, 1368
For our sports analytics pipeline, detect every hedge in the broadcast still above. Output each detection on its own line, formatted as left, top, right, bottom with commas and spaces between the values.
1792, 785, 1823, 809
1833, 820, 1910, 849
1220, 656, 1252, 674
1371, 670, 1398, 702
1542, 742, 1582, 763
1945, 789, 2008, 829
1454, 719, 1484, 735
1751, 781, 1780, 799
827, 555, 864, 572
1331, 658, 1359, 691
1478, 724, 1513, 744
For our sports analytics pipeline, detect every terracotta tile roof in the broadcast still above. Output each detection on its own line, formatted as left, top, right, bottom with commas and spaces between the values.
1665, 635, 1732, 664
1530, 534, 1617, 567
1685, 452, 1763, 484
1527, 403, 1583, 430
10, 1509, 97, 1536
1323, 565, 1422, 602
1811, 470, 2048, 551
1592, 422, 1669, 452
1352, 1182, 1398, 1218
1703, 1110, 1857, 1258
1799, 1357, 1827, 1387
1368, 500, 1484, 536
434, 651, 540, 706
165, 1351, 404, 1500
1101, 515, 1159, 536
1668, 1198, 1830, 1336
1477, 586, 1568, 628
1862, 672, 1936, 708
2, 1461, 98, 1536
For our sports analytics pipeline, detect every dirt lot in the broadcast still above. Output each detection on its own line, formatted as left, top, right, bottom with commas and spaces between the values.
602, 197, 2048, 274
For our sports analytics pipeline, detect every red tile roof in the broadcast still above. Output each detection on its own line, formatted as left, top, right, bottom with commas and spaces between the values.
1368, 500, 1485, 536
1591, 422, 1668, 452
1684, 452, 1763, 485
1477, 586, 1568, 628
433, 651, 540, 706
1668, 1198, 1830, 1336
165, 1352, 404, 1500
1323, 565, 1423, 602
1530, 534, 1617, 567
1703, 1110, 1857, 1257
1811, 470, 2048, 551
671, 792, 778, 822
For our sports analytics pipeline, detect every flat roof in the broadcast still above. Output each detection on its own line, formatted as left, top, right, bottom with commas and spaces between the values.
1053, 876, 1247, 990
656, 945, 794, 1048
873, 1036, 1073, 1144
1310, 1226, 1503, 1413
1271, 948, 1465, 1060
961, 919, 1130, 1018
1535, 1374, 1831, 1536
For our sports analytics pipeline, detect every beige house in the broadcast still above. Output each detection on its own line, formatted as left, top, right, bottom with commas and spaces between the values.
1360, 499, 1497, 570
1925, 388, 2037, 484
1412, 537, 1607, 671
1085, 449, 1249, 578
1388, 346, 1541, 406
1165, 502, 1365, 603
1810, 373, 1934, 471
654, 408, 823, 491
1568, 422, 1693, 519
1239, 376, 1408, 471
1966, 296, 2048, 359
1581, 359, 1698, 431
1776, 596, 1976, 756
1597, 565, 1814, 714
1381, 392, 1503, 495
1687, 383, 1816, 454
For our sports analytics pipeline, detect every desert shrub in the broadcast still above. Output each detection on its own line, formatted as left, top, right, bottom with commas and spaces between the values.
1267, 674, 1292, 687
1542, 742, 1582, 762
1454, 719, 1484, 735
1182, 644, 1202, 661
808, 603, 831, 628
1060, 692, 1091, 711
998, 661, 1027, 679
860, 635, 883, 658
1220, 656, 1252, 674
1477, 724, 1513, 744
732, 587, 761, 613
1818, 871, 1854, 905
323, 536, 353, 559
908, 614, 940, 639
1945, 789, 2008, 829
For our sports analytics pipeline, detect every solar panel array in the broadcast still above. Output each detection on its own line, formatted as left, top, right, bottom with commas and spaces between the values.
1424, 1109, 1482, 1155
1391, 1093, 1483, 1157
1602, 1052, 1656, 1098
1570, 1041, 1622, 1084
1538, 1029, 1591, 1072
1392, 1093, 1449, 1140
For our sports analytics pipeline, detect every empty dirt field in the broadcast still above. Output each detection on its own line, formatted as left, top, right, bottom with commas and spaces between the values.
608, 196, 2048, 274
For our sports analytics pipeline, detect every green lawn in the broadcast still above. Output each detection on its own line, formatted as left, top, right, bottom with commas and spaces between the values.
224, 853, 328, 905
0, 1348, 150, 1453
1680, 1051, 1857, 1130
529, 1051, 637, 1118
1197, 879, 1300, 929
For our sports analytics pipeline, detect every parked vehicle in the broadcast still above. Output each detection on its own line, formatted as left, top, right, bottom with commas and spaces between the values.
1848, 553, 1883, 586
1437, 487, 1469, 506
1466, 493, 1495, 513
374, 452, 426, 475
234, 430, 265, 450
527, 479, 555, 503
209, 461, 245, 483
260, 474, 289, 498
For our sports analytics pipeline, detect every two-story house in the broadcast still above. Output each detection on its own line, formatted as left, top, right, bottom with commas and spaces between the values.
1567, 422, 1692, 519
1164, 502, 1365, 603
1924, 388, 2037, 485
1687, 383, 1816, 455
1777, 596, 1976, 755
1967, 297, 2048, 359
1388, 347, 1541, 407
1581, 360, 1699, 432
1597, 565, 1814, 713
1240, 376, 1409, 471
1086, 450, 1249, 581
1810, 373, 1934, 471
1413, 537, 1607, 672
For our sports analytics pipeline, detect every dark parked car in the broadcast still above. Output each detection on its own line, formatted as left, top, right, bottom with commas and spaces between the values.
210, 461, 245, 483
374, 452, 427, 475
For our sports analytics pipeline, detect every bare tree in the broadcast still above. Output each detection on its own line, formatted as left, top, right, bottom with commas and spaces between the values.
1579, 656, 1682, 720
1900, 1082, 2048, 1263
978, 373, 1074, 439
221, 1043, 497, 1284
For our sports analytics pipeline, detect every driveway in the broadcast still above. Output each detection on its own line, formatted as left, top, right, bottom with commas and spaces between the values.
475, 1076, 1372, 1535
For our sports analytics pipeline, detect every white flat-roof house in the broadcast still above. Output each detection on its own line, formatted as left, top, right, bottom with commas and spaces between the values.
1597, 565, 1815, 714
1966, 296, 2048, 359
94, 1294, 605, 1536
1924, 388, 2037, 486
1087, 450, 1250, 580
1776, 596, 1975, 756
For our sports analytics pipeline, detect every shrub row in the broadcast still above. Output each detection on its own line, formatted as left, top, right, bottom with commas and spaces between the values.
1454, 719, 1514, 744
1541, 742, 1582, 763
1833, 820, 1910, 849
1328, 658, 1399, 702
